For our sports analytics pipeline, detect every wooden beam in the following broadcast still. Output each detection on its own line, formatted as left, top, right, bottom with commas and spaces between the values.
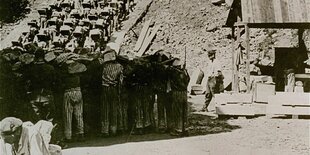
247, 23, 310, 29
273, 0, 283, 22
280, 0, 290, 22
307, 0, 310, 22
298, 29, 305, 48
234, 17, 242, 92
245, 23, 250, 93
231, 27, 236, 91
137, 24, 161, 56
300, 0, 308, 21
133, 19, 151, 52
122, 0, 153, 33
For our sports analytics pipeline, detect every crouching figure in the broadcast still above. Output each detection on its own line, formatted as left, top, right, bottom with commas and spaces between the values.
0, 117, 62, 155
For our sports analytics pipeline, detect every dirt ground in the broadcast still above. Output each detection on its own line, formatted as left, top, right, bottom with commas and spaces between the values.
62, 95, 310, 155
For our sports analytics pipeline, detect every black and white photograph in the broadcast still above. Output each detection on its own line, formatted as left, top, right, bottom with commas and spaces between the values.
0, 0, 310, 154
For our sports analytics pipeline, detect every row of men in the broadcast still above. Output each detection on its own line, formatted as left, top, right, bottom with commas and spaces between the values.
0, 46, 190, 143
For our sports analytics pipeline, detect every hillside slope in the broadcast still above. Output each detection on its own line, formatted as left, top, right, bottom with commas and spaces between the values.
122, 0, 299, 77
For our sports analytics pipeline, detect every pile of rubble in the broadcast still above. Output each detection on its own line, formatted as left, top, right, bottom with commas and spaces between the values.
121, 0, 299, 77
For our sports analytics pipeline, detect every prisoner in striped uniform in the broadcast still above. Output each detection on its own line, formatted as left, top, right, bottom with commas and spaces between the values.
151, 51, 173, 133
100, 50, 124, 137
168, 58, 190, 136
126, 57, 154, 135
62, 72, 84, 141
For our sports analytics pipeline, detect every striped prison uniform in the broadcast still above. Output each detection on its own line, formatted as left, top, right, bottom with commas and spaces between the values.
157, 92, 172, 130
171, 91, 187, 132
101, 61, 125, 135
130, 85, 153, 129
169, 66, 190, 133
63, 87, 84, 140
153, 64, 171, 131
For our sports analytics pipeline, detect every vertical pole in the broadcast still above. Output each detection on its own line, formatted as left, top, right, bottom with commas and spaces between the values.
245, 24, 250, 93
234, 24, 241, 92
298, 29, 304, 48
231, 27, 235, 91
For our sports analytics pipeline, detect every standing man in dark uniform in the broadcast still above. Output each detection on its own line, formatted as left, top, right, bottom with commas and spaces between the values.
152, 51, 172, 133
127, 57, 154, 135
100, 50, 124, 137
25, 48, 56, 122
168, 58, 190, 136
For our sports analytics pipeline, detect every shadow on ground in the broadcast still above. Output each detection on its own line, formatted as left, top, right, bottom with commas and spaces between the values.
187, 114, 241, 136
271, 115, 310, 119
67, 112, 241, 149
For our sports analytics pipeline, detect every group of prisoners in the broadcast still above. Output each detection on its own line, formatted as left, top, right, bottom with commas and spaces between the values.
0, 0, 191, 143
12, 0, 134, 53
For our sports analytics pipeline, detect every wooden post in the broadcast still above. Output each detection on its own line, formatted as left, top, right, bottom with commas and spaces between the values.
231, 27, 236, 91
245, 23, 250, 93
234, 24, 241, 92
298, 29, 304, 48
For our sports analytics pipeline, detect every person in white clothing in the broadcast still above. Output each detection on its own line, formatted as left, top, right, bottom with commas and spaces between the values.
201, 48, 224, 111
0, 117, 61, 155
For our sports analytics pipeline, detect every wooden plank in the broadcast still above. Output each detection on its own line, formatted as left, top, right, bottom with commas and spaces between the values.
248, 0, 254, 23
122, 0, 153, 33
273, 0, 283, 22
231, 28, 236, 91
241, 0, 248, 22
256, 0, 273, 22
261, 0, 269, 22
233, 17, 242, 92
299, 0, 307, 22
251, 0, 262, 22
216, 104, 255, 116
133, 19, 151, 52
280, 0, 289, 22
257, 0, 275, 23
243, 0, 310, 23
287, 0, 295, 22
307, 0, 310, 22
266, 105, 310, 115
137, 24, 161, 56
266, 0, 275, 22
245, 24, 250, 93
293, 0, 302, 22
